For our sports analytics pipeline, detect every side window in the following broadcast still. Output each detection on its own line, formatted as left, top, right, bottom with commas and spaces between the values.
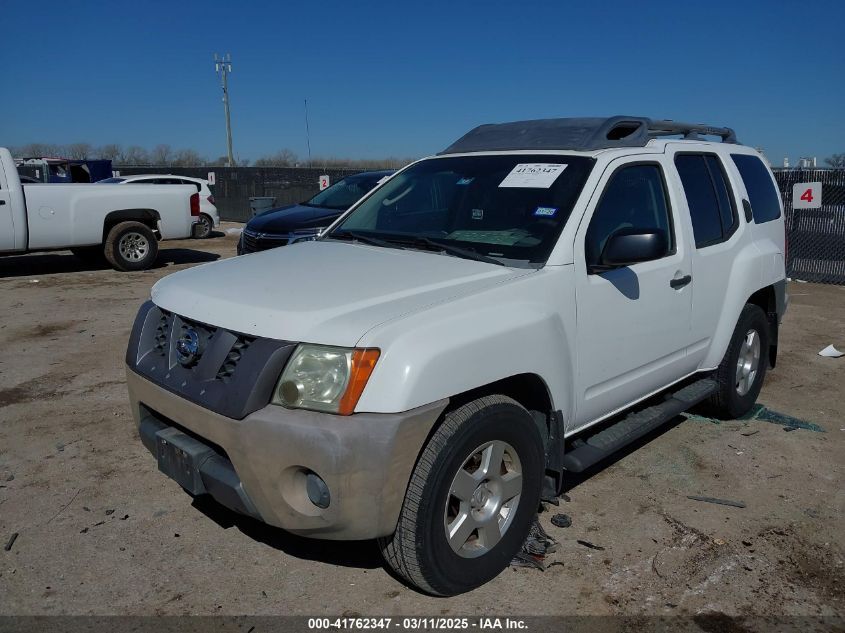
180, 180, 202, 192
706, 155, 737, 237
585, 164, 673, 267
674, 154, 737, 248
730, 154, 781, 223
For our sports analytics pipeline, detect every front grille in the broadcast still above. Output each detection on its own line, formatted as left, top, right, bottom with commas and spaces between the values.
153, 310, 171, 356
241, 229, 291, 254
128, 301, 297, 419
216, 336, 254, 382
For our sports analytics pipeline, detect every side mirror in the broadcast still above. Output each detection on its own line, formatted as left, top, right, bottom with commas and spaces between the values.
598, 228, 668, 269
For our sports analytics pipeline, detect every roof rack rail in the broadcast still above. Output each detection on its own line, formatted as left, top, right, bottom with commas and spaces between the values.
647, 119, 737, 144
439, 116, 738, 154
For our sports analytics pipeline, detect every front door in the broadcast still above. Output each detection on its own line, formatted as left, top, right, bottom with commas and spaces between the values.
573, 157, 694, 430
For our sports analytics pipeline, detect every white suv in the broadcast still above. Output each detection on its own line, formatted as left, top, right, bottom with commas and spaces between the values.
125, 116, 787, 596
101, 174, 219, 238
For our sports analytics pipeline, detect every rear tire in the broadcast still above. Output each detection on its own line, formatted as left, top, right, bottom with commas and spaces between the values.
104, 221, 159, 271
193, 214, 213, 239
703, 304, 769, 419
379, 395, 544, 596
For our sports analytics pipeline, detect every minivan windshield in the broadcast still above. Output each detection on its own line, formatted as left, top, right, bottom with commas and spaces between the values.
327, 155, 594, 265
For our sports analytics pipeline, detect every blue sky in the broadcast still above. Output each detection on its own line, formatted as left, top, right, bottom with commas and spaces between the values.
2, 0, 844, 164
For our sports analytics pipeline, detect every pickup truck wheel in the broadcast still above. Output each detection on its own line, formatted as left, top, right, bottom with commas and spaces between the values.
704, 304, 770, 419
193, 214, 213, 239
104, 221, 159, 271
379, 395, 544, 596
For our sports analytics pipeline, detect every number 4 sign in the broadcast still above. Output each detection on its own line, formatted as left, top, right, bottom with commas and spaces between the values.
792, 182, 822, 209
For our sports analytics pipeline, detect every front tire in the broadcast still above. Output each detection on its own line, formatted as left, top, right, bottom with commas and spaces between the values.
379, 395, 544, 596
704, 304, 770, 419
104, 221, 159, 271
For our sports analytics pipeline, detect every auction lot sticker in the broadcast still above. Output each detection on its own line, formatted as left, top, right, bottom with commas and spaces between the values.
792, 182, 822, 209
499, 163, 567, 188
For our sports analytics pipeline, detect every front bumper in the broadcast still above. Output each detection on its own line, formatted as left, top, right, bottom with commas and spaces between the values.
127, 368, 448, 540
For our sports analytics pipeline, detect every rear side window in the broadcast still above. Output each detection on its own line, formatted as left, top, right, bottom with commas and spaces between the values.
674, 154, 737, 248
731, 154, 781, 223
706, 156, 737, 235
180, 179, 202, 192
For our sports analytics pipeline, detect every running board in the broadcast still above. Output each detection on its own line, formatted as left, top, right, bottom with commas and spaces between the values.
561, 378, 717, 473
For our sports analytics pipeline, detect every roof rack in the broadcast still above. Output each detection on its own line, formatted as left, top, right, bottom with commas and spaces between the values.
647, 119, 737, 143
439, 116, 738, 154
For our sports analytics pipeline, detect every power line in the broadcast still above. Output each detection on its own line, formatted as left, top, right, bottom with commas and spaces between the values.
214, 53, 235, 167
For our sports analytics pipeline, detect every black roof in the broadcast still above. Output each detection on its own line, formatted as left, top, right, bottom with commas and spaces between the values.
440, 116, 738, 154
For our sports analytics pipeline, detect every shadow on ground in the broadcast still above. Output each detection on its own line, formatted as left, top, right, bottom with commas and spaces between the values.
190, 495, 383, 570
0, 248, 220, 278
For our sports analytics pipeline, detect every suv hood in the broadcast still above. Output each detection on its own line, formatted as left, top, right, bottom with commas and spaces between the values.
151, 240, 533, 346
247, 203, 340, 233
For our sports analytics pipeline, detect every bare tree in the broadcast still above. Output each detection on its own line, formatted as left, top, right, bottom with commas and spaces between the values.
311, 155, 416, 170
254, 149, 298, 167
171, 149, 206, 166
825, 153, 845, 168
150, 144, 173, 166
120, 145, 150, 165
14, 142, 64, 158
65, 142, 93, 159
98, 144, 122, 161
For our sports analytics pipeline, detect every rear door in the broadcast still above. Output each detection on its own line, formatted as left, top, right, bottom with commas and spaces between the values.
573, 155, 694, 428
668, 149, 745, 367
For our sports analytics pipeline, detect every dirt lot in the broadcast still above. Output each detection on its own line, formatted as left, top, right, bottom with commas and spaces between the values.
1, 226, 843, 625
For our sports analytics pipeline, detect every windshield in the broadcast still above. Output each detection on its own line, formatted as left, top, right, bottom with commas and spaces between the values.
306, 175, 385, 210
97, 177, 126, 183
328, 155, 594, 265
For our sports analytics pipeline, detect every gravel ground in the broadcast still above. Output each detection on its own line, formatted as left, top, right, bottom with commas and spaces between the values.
1, 225, 843, 625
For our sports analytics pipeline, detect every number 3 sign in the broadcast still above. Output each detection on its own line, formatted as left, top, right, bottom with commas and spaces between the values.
792, 182, 822, 209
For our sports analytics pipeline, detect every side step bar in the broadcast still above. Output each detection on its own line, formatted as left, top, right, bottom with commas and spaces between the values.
561, 378, 717, 473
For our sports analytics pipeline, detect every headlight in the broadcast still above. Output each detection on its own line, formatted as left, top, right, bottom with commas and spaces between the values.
290, 227, 326, 244
272, 344, 380, 415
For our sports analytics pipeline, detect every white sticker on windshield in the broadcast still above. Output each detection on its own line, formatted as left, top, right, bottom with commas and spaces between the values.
499, 163, 567, 189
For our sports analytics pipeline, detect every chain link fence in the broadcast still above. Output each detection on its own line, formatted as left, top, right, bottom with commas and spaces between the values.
774, 169, 845, 285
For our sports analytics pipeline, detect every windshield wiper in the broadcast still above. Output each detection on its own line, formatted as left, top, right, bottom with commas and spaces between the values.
329, 230, 405, 250
408, 237, 506, 267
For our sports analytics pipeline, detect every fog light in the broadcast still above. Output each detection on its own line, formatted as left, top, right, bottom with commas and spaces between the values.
305, 471, 330, 509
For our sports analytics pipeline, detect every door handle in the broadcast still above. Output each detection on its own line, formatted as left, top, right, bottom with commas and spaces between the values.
0, 200, 6, 205
670, 274, 692, 289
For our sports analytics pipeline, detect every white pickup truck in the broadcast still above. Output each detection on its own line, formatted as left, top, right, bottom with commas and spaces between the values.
0, 148, 198, 270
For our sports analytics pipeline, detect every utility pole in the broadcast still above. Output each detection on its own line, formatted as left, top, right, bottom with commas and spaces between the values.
214, 53, 235, 167
304, 98, 312, 168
